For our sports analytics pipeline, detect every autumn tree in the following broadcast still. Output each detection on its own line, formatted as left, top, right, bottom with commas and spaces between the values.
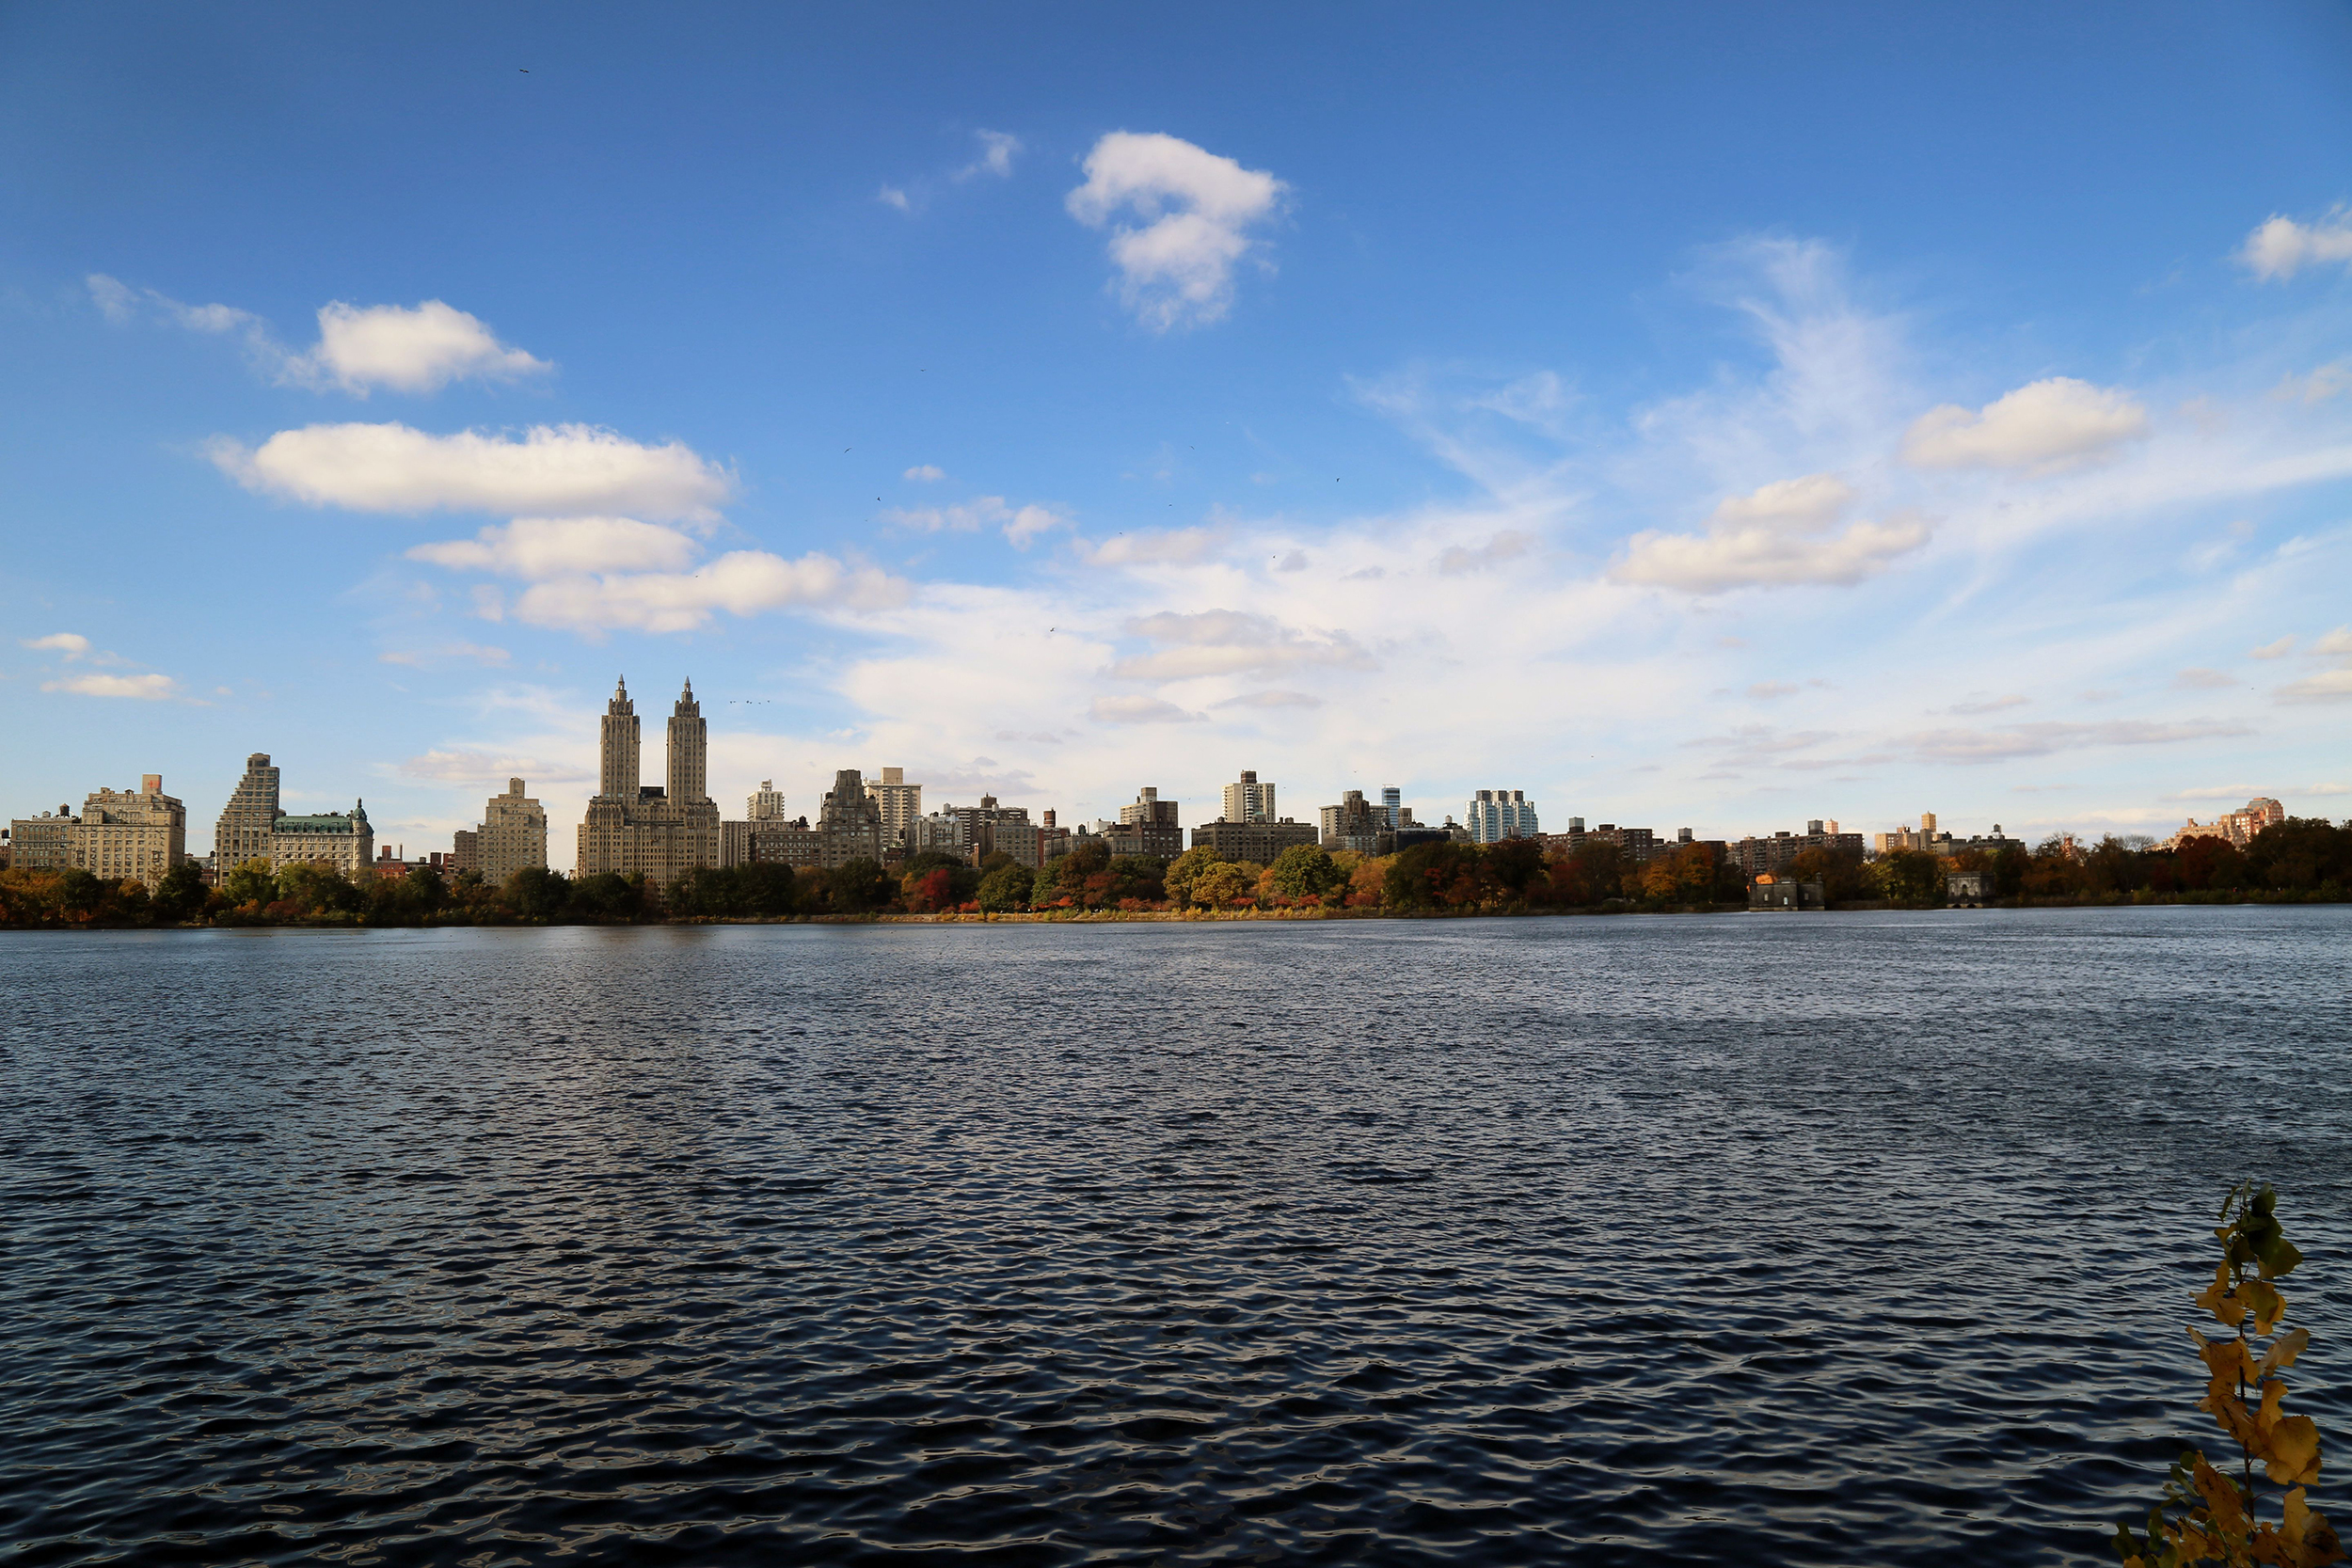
1190, 860, 1258, 910
2116, 1185, 2341, 1567
1164, 847, 1223, 906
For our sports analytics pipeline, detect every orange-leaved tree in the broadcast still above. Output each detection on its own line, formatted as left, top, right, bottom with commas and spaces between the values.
2116, 1183, 2342, 1567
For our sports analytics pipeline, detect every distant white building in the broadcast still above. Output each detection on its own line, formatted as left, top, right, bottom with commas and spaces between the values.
1221, 769, 1277, 824
1465, 789, 1538, 844
747, 780, 788, 820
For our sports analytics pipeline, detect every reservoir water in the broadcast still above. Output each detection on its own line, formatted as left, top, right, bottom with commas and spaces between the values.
4, 907, 2348, 1564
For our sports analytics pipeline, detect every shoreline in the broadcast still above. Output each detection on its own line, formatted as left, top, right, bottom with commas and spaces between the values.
3, 888, 2344, 932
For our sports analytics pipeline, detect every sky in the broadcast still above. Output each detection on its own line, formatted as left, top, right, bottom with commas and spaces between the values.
5, 3, 2351, 868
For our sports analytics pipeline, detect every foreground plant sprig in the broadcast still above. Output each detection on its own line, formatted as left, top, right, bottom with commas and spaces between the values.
2117, 1183, 2343, 1567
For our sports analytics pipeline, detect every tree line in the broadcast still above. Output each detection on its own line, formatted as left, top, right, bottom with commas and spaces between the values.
1, 816, 2345, 928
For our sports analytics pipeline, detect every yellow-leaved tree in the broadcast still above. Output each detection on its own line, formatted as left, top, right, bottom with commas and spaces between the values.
2117, 1184, 2343, 1567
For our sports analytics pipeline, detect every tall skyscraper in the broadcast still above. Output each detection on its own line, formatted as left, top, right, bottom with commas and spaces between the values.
867, 767, 922, 846
1221, 769, 1277, 823
667, 679, 707, 804
214, 753, 281, 872
598, 678, 641, 800
1464, 789, 1539, 844
577, 676, 722, 887
1381, 786, 1402, 830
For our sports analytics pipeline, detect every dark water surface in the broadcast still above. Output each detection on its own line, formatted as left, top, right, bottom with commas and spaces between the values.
4, 908, 2349, 1565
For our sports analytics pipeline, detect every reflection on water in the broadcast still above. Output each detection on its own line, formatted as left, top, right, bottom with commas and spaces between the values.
3, 909, 2348, 1564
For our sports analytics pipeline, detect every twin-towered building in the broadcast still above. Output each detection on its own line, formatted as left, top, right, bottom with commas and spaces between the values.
577, 676, 723, 887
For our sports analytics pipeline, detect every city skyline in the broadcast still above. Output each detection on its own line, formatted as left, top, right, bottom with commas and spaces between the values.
7, 8, 2352, 865
5, 680, 2331, 876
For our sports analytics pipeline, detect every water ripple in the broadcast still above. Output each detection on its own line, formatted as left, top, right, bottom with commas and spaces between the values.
2, 908, 2348, 1564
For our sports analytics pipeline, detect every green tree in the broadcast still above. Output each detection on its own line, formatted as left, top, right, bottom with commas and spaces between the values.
218, 857, 278, 910
1268, 844, 1345, 901
571, 870, 644, 920
976, 861, 1034, 911
824, 857, 892, 912
151, 861, 211, 923
737, 862, 804, 916
1872, 848, 1945, 906
2247, 818, 2352, 893
502, 865, 571, 920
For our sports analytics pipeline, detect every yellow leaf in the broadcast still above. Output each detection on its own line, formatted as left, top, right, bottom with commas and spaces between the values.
2260, 1327, 2312, 1379
2265, 1415, 2322, 1486
2202, 1335, 2261, 1392
2284, 1488, 2312, 1550
2196, 1460, 2252, 1534
2213, 1391, 2264, 1451
2259, 1379, 2289, 1438
2200, 1262, 2249, 1327
2245, 1279, 2288, 1336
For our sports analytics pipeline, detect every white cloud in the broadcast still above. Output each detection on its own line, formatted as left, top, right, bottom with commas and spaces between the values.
1076, 526, 1226, 566
2238, 211, 2352, 280
903, 464, 946, 482
958, 130, 1021, 180
2173, 668, 2236, 689
2277, 667, 2352, 704
21, 633, 90, 657
878, 185, 912, 213
1437, 530, 1536, 576
42, 672, 180, 701
286, 301, 548, 395
1612, 473, 1929, 594
1004, 504, 1066, 548
1904, 719, 2251, 763
87, 273, 258, 335
881, 495, 1067, 547
87, 274, 137, 324
1747, 681, 1801, 699
1900, 377, 2149, 471
1089, 694, 1201, 724
2313, 626, 2352, 657
1065, 132, 1286, 329
213, 421, 733, 520
1113, 610, 1374, 680
2250, 635, 2296, 659
1213, 689, 1323, 710
398, 748, 590, 784
410, 517, 701, 578
1712, 472, 1853, 527
2271, 362, 2350, 404
510, 550, 908, 634
1948, 694, 2029, 715
378, 642, 511, 669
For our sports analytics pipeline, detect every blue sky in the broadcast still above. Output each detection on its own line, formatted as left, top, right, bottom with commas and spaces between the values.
6, 3, 2351, 866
